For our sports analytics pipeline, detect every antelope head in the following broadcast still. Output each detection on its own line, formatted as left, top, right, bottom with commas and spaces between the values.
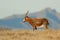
23, 11, 29, 22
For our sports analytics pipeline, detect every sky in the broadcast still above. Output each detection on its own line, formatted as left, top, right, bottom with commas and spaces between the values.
0, 0, 60, 19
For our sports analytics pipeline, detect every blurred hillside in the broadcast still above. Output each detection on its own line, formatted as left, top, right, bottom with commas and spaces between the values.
0, 8, 60, 30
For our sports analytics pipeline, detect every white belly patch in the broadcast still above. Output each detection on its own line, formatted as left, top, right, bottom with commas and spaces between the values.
37, 25, 45, 28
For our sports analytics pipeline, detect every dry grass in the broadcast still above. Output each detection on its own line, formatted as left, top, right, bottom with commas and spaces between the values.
0, 29, 60, 40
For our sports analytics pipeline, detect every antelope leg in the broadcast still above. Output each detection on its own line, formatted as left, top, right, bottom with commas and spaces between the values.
35, 26, 37, 30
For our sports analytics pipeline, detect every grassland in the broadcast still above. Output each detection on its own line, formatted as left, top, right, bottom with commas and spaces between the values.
0, 29, 60, 40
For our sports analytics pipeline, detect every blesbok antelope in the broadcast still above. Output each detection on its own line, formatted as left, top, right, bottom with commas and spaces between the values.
23, 11, 49, 31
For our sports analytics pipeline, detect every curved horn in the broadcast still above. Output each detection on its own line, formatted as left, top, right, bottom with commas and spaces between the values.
25, 11, 29, 16
23, 11, 29, 23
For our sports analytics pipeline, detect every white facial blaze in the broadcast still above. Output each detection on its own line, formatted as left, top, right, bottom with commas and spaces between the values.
23, 19, 25, 22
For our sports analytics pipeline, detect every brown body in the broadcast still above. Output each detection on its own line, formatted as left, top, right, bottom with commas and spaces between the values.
23, 11, 49, 30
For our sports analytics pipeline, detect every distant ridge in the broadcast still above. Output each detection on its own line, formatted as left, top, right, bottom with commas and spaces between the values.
0, 8, 60, 30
